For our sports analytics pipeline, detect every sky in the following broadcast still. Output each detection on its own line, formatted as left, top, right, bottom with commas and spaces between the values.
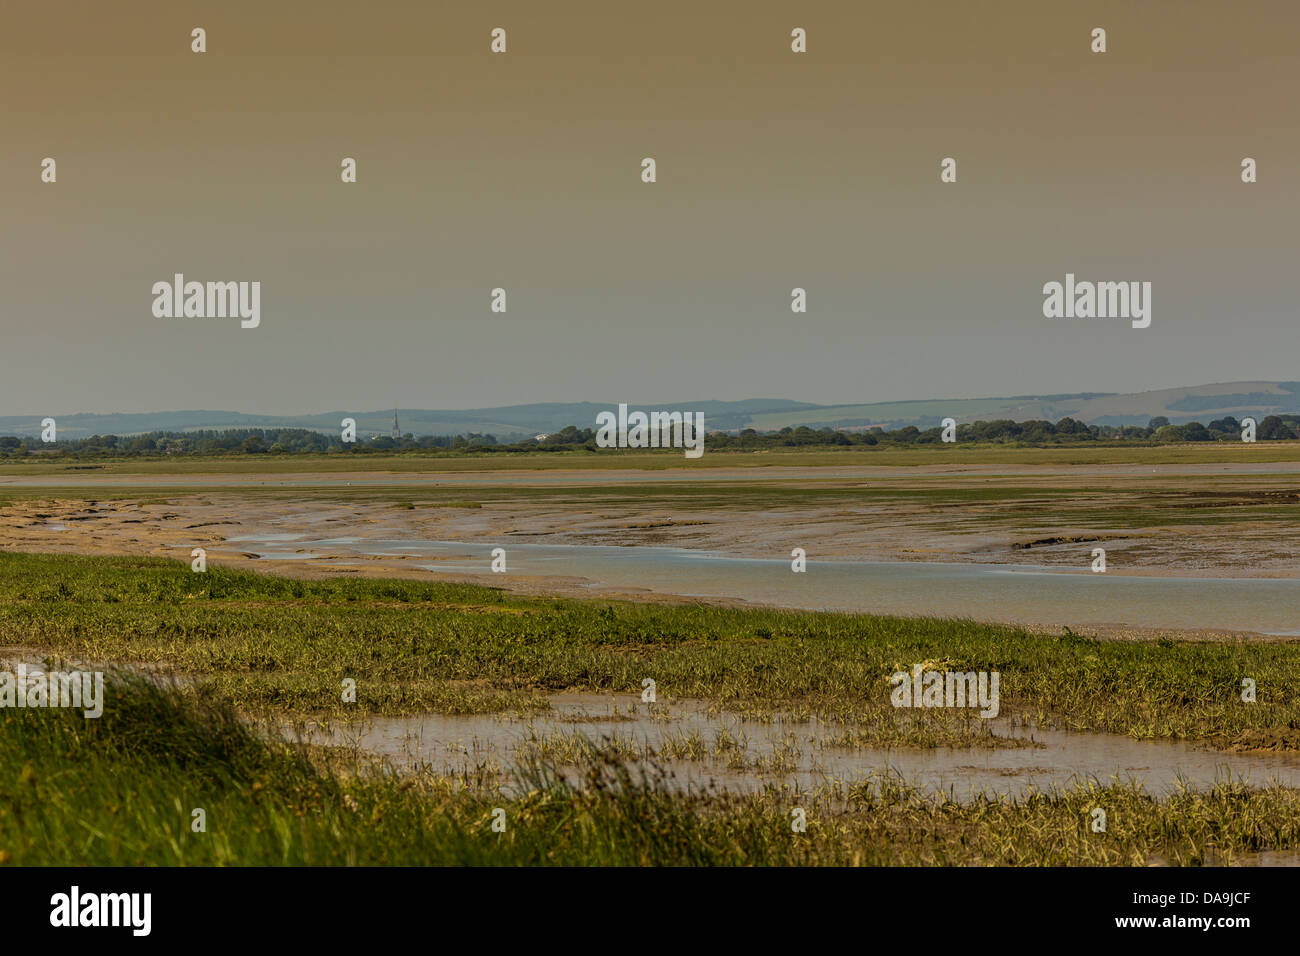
1, 0, 1297, 416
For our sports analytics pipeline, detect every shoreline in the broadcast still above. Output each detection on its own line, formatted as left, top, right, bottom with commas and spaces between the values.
0, 534, 1290, 645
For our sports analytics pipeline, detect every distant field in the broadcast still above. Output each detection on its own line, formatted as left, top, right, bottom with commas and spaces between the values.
3, 442, 1300, 477
747, 398, 1027, 429
743, 381, 1300, 430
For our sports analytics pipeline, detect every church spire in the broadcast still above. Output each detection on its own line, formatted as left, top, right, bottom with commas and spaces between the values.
391, 410, 400, 440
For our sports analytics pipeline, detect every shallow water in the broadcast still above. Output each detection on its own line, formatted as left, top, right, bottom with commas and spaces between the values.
294, 694, 1300, 804
227, 533, 1300, 634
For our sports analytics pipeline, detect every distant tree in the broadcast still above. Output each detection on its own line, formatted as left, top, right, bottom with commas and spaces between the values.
1018, 421, 1055, 442
1147, 416, 1170, 431
126, 436, 156, 453
1258, 415, 1295, 440
548, 425, 584, 445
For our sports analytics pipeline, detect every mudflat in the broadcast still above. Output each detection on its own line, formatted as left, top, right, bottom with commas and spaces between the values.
1, 458, 1297, 588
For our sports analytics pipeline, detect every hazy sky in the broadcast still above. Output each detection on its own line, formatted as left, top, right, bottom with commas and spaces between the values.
2, 1, 1296, 416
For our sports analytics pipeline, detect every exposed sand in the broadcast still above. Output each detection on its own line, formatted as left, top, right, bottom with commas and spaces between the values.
0, 460, 1296, 645
3, 469, 1297, 582
1, 456, 1296, 655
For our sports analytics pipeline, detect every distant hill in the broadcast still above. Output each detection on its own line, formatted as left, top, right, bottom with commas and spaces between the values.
0, 399, 818, 440
743, 382, 1300, 431
2, 383, 1298, 439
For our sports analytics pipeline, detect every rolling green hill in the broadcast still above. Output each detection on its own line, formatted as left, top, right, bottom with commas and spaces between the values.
3, 383, 1296, 438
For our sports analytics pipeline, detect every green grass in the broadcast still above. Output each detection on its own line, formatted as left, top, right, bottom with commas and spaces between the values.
3, 677, 1298, 865
4, 441, 1300, 477
1, 552, 1298, 750
4, 553, 1300, 866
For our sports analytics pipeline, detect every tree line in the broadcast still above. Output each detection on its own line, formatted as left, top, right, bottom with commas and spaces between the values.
0, 414, 1296, 459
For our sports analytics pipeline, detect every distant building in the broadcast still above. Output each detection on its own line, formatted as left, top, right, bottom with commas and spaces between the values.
391, 411, 401, 440
534, 434, 549, 442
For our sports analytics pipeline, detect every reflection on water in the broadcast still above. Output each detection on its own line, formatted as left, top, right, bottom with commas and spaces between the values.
294, 694, 1300, 803
228, 534, 1300, 634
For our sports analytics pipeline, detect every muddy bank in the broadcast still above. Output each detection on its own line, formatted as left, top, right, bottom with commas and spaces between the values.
1, 492, 1297, 639
3, 478, 1298, 578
